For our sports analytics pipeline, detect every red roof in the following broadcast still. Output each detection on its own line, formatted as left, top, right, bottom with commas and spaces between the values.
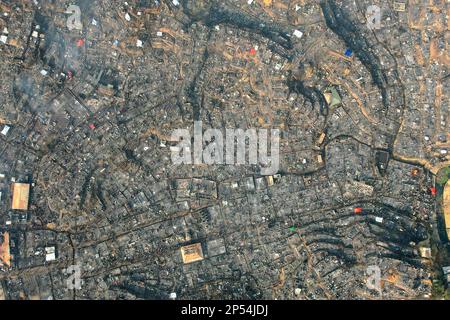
430, 187, 437, 196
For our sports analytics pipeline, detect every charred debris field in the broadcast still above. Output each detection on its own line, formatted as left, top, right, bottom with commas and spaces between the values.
0, 0, 449, 301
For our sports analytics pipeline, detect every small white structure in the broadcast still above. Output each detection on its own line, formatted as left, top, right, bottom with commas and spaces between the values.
293, 30, 303, 38
1, 125, 10, 136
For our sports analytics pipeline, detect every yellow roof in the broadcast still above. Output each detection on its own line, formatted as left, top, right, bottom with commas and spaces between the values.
12, 183, 30, 210
181, 243, 204, 264
444, 181, 450, 239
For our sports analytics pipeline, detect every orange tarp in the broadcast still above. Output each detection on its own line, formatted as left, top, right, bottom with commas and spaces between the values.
0, 232, 11, 267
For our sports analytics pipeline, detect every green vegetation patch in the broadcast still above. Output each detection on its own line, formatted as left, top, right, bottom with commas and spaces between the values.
437, 166, 450, 187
